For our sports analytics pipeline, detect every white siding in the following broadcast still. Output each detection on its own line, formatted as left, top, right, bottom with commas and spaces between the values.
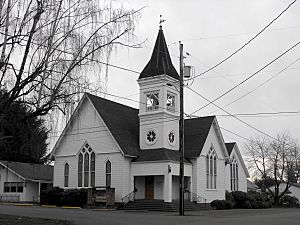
196, 124, 227, 203
154, 176, 164, 200
24, 182, 39, 202
225, 146, 248, 193
134, 176, 145, 199
0, 166, 38, 202
54, 152, 131, 203
270, 184, 300, 201
54, 98, 121, 158
289, 186, 300, 201
53, 97, 132, 202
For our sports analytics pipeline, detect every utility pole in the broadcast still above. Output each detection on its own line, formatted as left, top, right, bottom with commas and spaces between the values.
179, 41, 184, 216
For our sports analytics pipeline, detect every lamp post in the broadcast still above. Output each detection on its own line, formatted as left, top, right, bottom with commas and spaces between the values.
179, 41, 184, 216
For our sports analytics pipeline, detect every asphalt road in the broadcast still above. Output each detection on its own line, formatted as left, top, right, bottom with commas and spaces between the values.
0, 204, 299, 225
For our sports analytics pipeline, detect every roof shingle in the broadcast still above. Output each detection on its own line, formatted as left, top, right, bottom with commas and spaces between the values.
0, 160, 53, 181
86, 94, 214, 161
139, 27, 179, 80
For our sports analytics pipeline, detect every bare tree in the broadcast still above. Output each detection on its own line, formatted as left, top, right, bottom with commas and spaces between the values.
246, 133, 300, 206
0, 0, 141, 118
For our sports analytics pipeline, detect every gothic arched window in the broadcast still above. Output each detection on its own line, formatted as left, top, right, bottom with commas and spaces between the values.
230, 156, 238, 191
64, 163, 69, 187
106, 160, 111, 187
77, 142, 95, 188
206, 146, 217, 189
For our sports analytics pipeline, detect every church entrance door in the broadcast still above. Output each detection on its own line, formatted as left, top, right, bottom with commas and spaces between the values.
145, 176, 154, 200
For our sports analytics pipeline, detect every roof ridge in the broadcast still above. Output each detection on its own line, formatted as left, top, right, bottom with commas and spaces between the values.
86, 93, 138, 111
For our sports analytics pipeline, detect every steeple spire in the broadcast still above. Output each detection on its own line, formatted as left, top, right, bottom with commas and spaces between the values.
139, 26, 179, 80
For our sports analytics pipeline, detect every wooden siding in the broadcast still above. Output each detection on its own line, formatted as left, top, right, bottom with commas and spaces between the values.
196, 124, 227, 203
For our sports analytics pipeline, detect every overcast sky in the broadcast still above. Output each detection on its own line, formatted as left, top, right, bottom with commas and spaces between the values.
103, 0, 300, 155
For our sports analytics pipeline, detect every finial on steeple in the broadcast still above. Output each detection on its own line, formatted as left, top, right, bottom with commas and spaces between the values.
159, 15, 166, 30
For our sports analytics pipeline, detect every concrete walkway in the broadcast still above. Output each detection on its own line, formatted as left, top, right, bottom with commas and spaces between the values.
0, 204, 299, 225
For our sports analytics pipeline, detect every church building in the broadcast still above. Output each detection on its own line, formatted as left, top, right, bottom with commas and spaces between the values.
51, 26, 249, 205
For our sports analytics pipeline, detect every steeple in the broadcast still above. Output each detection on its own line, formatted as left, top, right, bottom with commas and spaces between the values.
139, 27, 179, 80
137, 26, 180, 151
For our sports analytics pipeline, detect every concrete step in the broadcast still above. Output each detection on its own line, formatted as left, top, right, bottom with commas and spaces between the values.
119, 200, 209, 212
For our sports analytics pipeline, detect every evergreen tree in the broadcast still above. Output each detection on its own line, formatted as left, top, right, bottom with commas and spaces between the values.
0, 90, 48, 163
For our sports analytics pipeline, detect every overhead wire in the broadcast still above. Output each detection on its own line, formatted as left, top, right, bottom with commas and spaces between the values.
186, 86, 284, 142
190, 40, 300, 115
207, 56, 300, 115
189, 0, 298, 80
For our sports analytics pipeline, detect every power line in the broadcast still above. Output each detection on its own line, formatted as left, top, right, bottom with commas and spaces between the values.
186, 86, 281, 142
216, 110, 300, 117
190, 40, 300, 115
208, 56, 300, 115
190, 0, 297, 80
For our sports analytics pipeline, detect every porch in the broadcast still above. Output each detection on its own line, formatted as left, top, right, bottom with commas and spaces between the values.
133, 175, 191, 202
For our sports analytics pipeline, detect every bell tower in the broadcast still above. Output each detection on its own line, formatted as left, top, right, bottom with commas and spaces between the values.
138, 26, 180, 150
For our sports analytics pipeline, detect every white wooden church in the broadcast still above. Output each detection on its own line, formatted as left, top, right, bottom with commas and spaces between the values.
51, 26, 249, 204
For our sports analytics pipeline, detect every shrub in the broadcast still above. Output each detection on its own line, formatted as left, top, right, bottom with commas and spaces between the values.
211, 199, 233, 210
225, 191, 234, 202
224, 200, 233, 209
229, 191, 272, 209
280, 195, 299, 208
231, 191, 248, 208
40, 187, 88, 207
211, 200, 226, 210
40, 186, 64, 206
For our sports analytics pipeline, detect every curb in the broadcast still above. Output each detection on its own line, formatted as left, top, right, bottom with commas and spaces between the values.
93, 208, 115, 211
41, 205, 57, 208
62, 206, 81, 209
14, 203, 34, 206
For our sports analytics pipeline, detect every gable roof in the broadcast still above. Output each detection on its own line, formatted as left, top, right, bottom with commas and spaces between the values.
184, 116, 216, 158
87, 93, 140, 157
85, 94, 214, 160
0, 160, 53, 182
225, 142, 236, 155
139, 26, 179, 81
225, 142, 250, 178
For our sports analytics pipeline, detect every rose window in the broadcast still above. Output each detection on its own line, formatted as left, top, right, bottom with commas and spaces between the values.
168, 131, 175, 144
147, 130, 156, 143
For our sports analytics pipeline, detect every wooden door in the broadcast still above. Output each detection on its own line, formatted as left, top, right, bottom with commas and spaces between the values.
145, 176, 154, 200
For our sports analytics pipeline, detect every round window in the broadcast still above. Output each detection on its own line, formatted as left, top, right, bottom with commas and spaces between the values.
145, 130, 157, 145
168, 131, 175, 145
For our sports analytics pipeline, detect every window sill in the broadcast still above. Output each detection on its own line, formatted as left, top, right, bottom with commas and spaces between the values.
206, 189, 217, 191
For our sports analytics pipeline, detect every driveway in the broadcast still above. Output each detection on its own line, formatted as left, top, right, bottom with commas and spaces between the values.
0, 204, 299, 225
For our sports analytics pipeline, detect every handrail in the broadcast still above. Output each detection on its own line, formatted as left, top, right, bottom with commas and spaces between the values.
186, 190, 207, 206
121, 190, 135, 205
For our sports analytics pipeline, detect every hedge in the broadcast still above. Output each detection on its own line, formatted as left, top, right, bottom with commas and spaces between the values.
40, 187, 87, 207
211, 191, 272, 210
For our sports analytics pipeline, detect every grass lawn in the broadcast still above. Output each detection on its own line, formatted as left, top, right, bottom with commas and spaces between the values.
0, 214, 73, 225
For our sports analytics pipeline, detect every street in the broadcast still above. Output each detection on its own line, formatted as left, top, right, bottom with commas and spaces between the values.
0, 204, 300, 225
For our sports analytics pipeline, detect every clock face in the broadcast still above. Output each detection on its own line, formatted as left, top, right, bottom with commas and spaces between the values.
168, 131, 175, 145
145, 130, 157, 145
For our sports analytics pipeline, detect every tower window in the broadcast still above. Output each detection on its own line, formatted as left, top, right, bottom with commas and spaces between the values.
167, 93, 175, 112
146, 92, 159, 111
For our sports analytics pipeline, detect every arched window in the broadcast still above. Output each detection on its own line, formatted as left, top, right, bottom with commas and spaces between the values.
206, 146, 217, 189
230, 156, 238, 191
78, 153, 83, 187
106, 160, 111, 187
64, 163, 69, 187
90, 152, 95, 187
77, 142, 95, 188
